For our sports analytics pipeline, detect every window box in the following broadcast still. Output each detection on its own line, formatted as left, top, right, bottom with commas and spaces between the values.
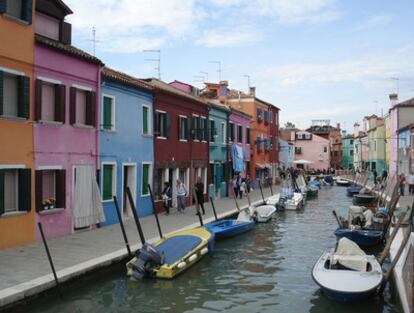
35, 169, 65, 212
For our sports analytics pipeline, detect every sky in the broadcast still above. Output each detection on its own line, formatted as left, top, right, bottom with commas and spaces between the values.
64, 0, 414, 132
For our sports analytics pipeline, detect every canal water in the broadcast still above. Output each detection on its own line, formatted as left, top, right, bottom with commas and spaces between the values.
12, 186, 400, 313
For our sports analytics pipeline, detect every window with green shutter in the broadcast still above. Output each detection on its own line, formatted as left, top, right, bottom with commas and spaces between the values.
142, 164, 150, 196
142, 106, 149, 135
103, 96, 113, 130
102, 164, 114, 200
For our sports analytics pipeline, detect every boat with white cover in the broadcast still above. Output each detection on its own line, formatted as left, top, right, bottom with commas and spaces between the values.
251, 204, 277, 222
312, 238, 383, 302
284, 192, 304, 210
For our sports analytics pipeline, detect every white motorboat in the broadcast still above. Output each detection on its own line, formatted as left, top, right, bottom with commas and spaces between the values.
266, 194, 280, 206
251, 204, 277, 222
284, 192, 304, 210
312, 238, 383, 302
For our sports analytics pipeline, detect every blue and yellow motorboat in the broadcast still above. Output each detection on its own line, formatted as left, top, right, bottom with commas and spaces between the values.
126, 227, 214, 280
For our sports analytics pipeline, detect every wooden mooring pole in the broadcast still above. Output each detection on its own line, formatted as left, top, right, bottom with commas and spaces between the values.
113, 195, 132, 256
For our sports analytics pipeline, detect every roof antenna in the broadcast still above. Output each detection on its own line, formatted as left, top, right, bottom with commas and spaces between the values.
88, 26, 101, 56
144, 50, 161, 79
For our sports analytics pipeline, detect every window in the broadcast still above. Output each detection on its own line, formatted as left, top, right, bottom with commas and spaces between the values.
323, 146, 328, 153
35, 169, 65, 211
201, 117, 208, 141
237, 125, 243, 143
102, 95, 115, 130
209, 165, 215, 185
264, 110, 269, 124
0, 168, 31, 215
0, 71, 30, 119
35, 12, 59, 40
374, 140, 377, 151
35, 79, 65, 123
102, 163, 116, 201
295, 147, 302, 155
221, 122, 226, 144
142, 105, 151, 135
269, 136, 273, 150
229, 122, 234, 142
155, 111, 168, 138
2, 0, 32, 24
179, 115, 189, 141
70, 87, 96, 127
350, 150, 354, 156
210, 120, 216, 143
141, 163, 152, 196
246, 128, 250, 144
350, 140, 354, 145
334, 151, 338, 157
264, 137, 269, 151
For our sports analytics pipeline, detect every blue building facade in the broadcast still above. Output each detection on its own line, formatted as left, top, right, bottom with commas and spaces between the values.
99, 68, 154, 225
208, 103, 230, 199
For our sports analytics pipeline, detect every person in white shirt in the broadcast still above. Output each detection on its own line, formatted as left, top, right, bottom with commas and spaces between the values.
408, 172, 414, 195
176, 179, 187, 213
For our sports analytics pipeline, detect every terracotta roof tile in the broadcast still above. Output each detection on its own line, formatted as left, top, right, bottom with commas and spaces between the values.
35, 34, 104, 65
102, 67, 154, 91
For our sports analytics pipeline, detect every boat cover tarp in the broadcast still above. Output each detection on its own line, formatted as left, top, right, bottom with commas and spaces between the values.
332, 238, 367, 272
348, 205, 364, 223
236, 209, 251, 222
156, 235, 201, 264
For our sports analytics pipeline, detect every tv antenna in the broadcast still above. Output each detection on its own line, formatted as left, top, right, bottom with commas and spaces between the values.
244, 74, 251, 91
88, 26, 101, 56
208, 61, 221, 81
144, 50, 161, 79
200, 71, 209, 83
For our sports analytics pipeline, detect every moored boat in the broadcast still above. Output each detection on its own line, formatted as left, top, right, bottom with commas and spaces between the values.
205, 209, 255, 239
312, 238, 383, 302
252, 204, 277, 222
306, 186, 319, 198
334, 228, 383, 247
126, 227, 214, 280
336, 179, 351, 187
283, 192, 304, 210
347, 185, 361, 196
353, 194, 377, 205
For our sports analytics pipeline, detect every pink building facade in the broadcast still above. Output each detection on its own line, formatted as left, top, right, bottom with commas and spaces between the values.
294, 131, 330, 170
33, 4, 103, 240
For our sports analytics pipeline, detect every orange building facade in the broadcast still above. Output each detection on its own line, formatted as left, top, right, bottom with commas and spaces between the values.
0, 2, 35, 248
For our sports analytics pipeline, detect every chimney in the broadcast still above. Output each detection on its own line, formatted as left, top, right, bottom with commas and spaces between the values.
219, 80, 228, 97
353, 122, 360, 137
389, 93, 398, 107
249, 86, 256, 97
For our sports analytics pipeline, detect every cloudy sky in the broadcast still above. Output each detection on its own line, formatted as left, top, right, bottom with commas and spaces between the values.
65, 0, 414, 131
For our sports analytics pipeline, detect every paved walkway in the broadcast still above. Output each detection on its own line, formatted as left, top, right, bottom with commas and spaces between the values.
0, 187, 275, 309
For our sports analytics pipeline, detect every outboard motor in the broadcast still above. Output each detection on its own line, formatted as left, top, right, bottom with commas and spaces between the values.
277, 197, 286, 210
128, 243, 164, 280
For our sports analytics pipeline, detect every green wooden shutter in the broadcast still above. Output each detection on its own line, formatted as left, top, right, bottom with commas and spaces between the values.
103, 96, 112, 129
35, 170, 43, 212
18, 76, 30, 119
0, 0, 6, 14
18, 169, 31, 212
102, 165, 113, 200
186, 117, 190, 140
142, 164, 149, 195
0, 170, 4, 215
22, 0, 32, 24
0, 71, 3, 116
142, 106, 148, 134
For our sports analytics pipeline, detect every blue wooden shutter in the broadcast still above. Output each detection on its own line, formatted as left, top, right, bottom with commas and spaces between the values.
18, 76, 30, 119
18, 169, 31, 212
264, 111, 269, 123
257, 136, 261, 153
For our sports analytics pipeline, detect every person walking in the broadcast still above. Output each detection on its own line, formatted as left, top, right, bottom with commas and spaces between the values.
195, 176, 205, 215
245, 174, 251, 194
408, 172, 414, 194
239, 178, 246, 199
382, 169, 388, 183
399, 174, 406, 196
372, 169, 377, 184
176, 179, 187, 213
232, 175, 239, 198
161, 181, 172, 215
